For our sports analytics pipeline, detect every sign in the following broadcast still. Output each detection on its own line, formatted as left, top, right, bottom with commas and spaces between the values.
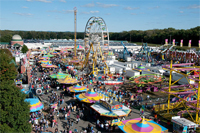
100, 100, 111, 111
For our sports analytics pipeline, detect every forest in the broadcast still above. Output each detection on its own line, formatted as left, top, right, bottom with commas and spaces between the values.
0, 26, 199, 47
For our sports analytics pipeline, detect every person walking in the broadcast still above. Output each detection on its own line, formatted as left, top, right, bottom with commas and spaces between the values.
65, 113, 68, 120
76, 114, 80, 124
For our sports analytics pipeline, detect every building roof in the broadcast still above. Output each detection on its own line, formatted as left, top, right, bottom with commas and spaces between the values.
12, 34, 22, 41
0, 42, 9, 45
13, 43, 22, 47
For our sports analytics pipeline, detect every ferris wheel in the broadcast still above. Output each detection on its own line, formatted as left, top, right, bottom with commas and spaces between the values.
83, 16, 109, 75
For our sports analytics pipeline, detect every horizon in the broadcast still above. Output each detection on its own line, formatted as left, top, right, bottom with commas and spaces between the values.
1, 0, 199, 32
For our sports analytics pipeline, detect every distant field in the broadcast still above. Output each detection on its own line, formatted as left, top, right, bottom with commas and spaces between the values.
134, 42, 200, 51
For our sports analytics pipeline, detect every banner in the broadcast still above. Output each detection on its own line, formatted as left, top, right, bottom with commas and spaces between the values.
165, 39, 168, 45
173, 39, 175, 46
188, 40, 192, 48
180, 40, 183, 47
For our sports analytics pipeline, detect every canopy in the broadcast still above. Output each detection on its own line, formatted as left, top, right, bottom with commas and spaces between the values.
50, 72, 71, 79
57, 77, 77, 84
91, 103, 131, 118
25, 98, 44, 112
75, 89, 103, 103
134, 64, 146, 72
77, 45, 83, 49
43, 54, 54, 57
43, 64, 58, 68
38, 59, 50, 63
41, 50, 47, 54
39, 57, 49, 60
21, 88, 29, 94
118, 117, 168, 133
41, 63, 47, 67
67, 84, 88, 93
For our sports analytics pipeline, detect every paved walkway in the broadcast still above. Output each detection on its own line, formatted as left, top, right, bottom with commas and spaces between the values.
38, 88, 153, 133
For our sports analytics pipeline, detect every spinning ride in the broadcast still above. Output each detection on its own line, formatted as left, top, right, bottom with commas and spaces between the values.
82, 16, 109, 76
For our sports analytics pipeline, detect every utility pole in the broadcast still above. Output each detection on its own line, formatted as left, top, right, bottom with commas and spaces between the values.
74, 7, 77, 57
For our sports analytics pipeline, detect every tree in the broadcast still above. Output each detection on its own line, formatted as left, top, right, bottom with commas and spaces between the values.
21, 45, 29, 54
0, 50, 17, 82
0, 81, 32, 132
0, 50, 31, 132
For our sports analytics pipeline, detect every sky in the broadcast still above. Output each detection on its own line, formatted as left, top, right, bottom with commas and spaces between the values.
0, 0, 199, 32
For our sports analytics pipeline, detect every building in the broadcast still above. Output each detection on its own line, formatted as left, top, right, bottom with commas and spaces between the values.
11, 34, 24, 49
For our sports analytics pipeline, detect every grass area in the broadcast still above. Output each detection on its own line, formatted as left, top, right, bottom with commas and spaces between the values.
133, 42, 200, 51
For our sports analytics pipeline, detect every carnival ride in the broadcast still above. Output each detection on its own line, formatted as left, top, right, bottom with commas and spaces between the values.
118, 41, 132, 61
157, 62, 200, 124
82, 16, 109, 76
136, 43, 154, 63
129, 74, 164, 93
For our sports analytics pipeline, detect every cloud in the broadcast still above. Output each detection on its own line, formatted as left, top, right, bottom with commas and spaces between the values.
14, 12, 33, 16
131, 13, 137, 15
26, 0, 52, 3
90, 11, 99, 13
179, 11, 184, 13
63, 10, 74, 13
80, 12, 90, 14
186, 4, 200, 9
80, 11, 99, 14
47, 9, 74, 14
22, 6, 28, 8
60, 0, 66, 3
96, 2, 118, 8
149, 6, 160, 9
82, 3, 95, 7
124, 7, 139, 10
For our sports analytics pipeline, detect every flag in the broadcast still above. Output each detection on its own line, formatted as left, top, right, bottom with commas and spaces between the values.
173, 39, 175, 46
165, 39, 168, 45
180, 40, 183, 47
199, 40, 200, 48
188, 40, 192, 47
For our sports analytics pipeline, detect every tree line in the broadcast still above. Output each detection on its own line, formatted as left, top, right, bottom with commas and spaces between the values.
0, 26, 199, 46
